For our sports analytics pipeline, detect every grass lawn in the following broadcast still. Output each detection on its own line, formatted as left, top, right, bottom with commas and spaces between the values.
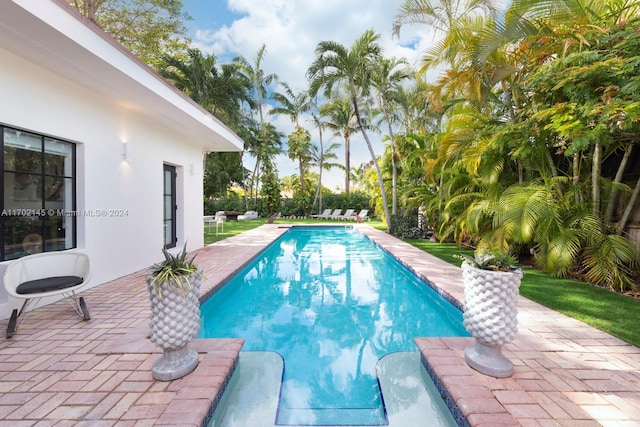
405, 240, 640, 348
205, 218, 640, 348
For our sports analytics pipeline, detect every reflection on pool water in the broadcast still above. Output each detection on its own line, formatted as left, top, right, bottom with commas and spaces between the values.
199, 226, 469, 426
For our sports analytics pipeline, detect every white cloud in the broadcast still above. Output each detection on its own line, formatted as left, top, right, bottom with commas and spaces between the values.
194, 0, 429, 89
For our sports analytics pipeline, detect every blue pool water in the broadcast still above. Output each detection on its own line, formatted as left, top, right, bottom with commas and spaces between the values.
198, 226, 469, 425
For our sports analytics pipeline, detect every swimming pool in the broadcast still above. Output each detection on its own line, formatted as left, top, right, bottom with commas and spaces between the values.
199, 226, 469, 425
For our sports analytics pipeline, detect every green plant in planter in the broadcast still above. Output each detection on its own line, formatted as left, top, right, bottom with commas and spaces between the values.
147, 243, 203, 298
454, 249, 518, 272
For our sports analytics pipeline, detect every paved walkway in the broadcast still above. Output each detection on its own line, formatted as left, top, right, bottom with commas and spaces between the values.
0, 224, 638, 426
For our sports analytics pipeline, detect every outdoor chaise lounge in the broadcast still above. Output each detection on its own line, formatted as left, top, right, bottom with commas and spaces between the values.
311, 208, 332, 219
350, 209, 370, 221
238, 211, 258, 220
3, 251, 92, 338
336, 209, 355, 220
327, 209, 342, 220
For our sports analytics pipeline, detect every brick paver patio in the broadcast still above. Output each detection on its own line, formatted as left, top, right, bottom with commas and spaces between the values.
0, 224, 638, 426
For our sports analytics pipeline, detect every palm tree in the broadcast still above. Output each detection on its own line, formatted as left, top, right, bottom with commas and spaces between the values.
393, 0, 498, 72
234, 45, 278, 201
371, 56, 412, 215
308, 29, 392, 229
309, 113, 343, 215
287, 126, 313, 208
270, 82, 314, 198
160, 49, 251, 125
270, 82, 313, 126
310, 112, 326, 214
160, 49, 253, 202
319, 98, 359, 194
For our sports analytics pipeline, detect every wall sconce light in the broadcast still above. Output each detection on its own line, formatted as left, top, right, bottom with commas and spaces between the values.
122, 142, 131, 161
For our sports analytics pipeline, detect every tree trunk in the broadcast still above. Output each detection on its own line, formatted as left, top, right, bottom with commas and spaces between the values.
251, 157, 260, 201
240, 152, 249, 211
605, 143, 633, 225
350, 89, 391, 231
501, 80, 524, 184
312, 117, 324, 214
298, 158, 306, 195
592, 142, 602, 216
573, 153, 581, 205
545, 148, 558, 178
387, 120, 398, 216
344, 133, 351, 194
618, 174, 640, 234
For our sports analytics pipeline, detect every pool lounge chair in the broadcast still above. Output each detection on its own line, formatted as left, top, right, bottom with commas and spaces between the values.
238, 211, 258, 220
3, 251, 92, 338
327, 209, 342, 220
336, 209, 355, 221
310, 208, 332, 219
350, 209, 370, 221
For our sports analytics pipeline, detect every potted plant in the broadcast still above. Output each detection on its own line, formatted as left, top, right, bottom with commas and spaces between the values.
455, 250, 522, 378
146, 244, 203, 381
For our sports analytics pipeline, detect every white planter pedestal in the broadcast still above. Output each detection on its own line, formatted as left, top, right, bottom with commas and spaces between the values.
461, 262, 522, 378
147, 275, 201, 381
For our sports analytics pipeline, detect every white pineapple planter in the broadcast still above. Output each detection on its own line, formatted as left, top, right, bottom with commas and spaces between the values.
147, 274, 201, 381
462, 261, 522, 378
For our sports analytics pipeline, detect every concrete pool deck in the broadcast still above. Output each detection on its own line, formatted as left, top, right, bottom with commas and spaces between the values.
0, 223, 638, 426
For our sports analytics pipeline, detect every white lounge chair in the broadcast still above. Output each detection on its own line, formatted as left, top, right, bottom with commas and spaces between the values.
327, 209, 342, 220
350, 209, 370, 221
238, 211, 258, 220
336, 209, 355, 221
3, 251, 92, 338
311, 208, 332, 219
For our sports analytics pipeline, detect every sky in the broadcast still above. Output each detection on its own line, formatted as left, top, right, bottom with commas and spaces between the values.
179, 0, 443, 191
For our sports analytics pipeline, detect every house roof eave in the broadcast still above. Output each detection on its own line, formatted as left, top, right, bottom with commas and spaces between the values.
0, 0, 244, 153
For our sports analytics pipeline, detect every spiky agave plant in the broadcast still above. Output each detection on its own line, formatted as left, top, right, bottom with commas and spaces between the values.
455, 249, 518, 272
147, 243, 203, 298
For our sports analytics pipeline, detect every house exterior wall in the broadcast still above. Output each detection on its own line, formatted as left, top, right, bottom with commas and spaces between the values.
0, 47, 207, 319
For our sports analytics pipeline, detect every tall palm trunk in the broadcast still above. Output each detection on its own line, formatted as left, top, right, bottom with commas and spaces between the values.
240, 152, 249, 210
501, 80, 525, 183
298, 157, 306, 195
344, 132, 351, 194
350, 85, 391, 230
312, 115, 324, 214
618, 174, 640, 235
386, 120, 398, 216
573, 153, 582, 205
592, 142, 603, 216
605, 143, 633, 225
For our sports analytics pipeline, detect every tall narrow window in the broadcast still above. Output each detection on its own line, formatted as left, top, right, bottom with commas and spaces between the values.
163, 164, 176, 249
1, 126, 76, 261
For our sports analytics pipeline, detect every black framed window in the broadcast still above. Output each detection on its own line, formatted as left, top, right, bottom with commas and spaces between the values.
1, 126, 76, 260
163, 164, 176, 249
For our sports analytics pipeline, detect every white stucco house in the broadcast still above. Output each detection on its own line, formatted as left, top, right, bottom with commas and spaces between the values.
0, 0, 244, 320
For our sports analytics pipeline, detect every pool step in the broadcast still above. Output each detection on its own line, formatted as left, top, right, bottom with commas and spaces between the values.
277, 407, 385, 426
208, 351, 456, 427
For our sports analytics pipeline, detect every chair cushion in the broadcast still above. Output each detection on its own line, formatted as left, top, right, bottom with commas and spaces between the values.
16, 276, 84, 295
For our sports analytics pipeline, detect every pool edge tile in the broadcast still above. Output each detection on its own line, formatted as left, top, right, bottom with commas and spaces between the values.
416, 337, 519, 427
